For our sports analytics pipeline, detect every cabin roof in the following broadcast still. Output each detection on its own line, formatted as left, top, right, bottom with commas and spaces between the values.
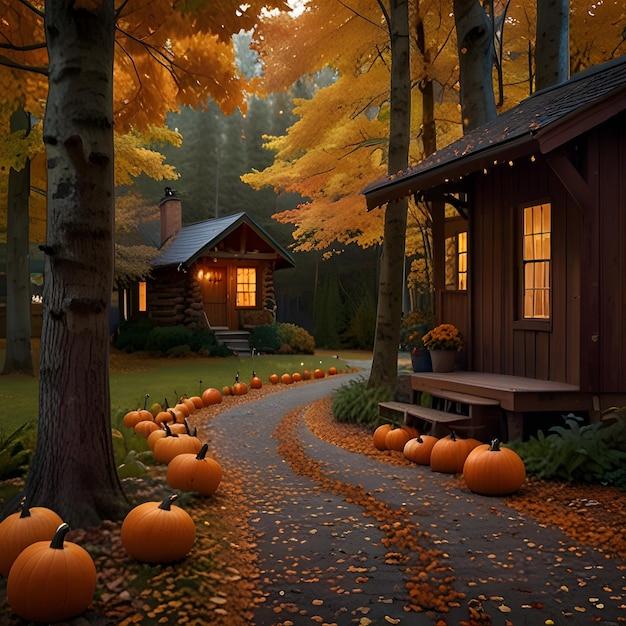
363, 55, 626, 209
151, 212, 296, 269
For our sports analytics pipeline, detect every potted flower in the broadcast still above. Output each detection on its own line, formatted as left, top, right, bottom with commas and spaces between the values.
421, 323, 464, 372
400, 322, 433, 372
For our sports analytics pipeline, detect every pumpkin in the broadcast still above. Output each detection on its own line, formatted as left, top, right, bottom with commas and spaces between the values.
430, 431, 473, 473
181, 397, 197, 415
313, 368, 326, 379
372, 424, 392, 450
7, 522, 97, 623
281, 373, 293, 385
134, 419, 161, 437
154, 409, 175, 425
463, 439, 527, 496
201, 387, 223, 406
189, 396, 204, 410
302, 369, 311, 380
269, 374, 280, 385
167, 443, 223, 496
121, 494, 196, 564
250, 373, 263, 389
122, 409, 143, 428
292, 372, 302, 382
173, 401, 190, 418
328, 366, 338, 375
153, 426, 203, 464
222, 385, 232, 396
0, 504, 63, 577
147, 426, 167, 451
384, 426, 414, 452
403, 435, 439, 465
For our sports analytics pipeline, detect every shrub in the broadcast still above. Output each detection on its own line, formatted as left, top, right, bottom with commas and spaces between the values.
250, 324, 281, 353
331, 377, 395, 427
507, 410, 626, 488
115, 319, 155, 352
277, 323, 315, 354
145, 326, 194, 355
0, 422, 35, 480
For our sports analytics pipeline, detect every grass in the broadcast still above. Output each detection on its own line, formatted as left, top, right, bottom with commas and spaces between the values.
0, 340, 362, 434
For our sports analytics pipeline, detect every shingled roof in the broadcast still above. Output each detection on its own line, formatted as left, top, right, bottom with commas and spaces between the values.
151, 212, 295, 270
363, 55, 626, 209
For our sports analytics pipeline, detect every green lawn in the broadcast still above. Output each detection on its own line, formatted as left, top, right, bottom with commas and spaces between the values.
0, 346, 357, 434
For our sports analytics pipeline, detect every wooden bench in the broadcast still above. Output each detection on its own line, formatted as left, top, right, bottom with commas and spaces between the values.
378, 401, 473, 438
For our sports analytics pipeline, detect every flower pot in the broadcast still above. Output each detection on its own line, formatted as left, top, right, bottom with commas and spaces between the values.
428, 350, 456, 373
411, 348, 432, 372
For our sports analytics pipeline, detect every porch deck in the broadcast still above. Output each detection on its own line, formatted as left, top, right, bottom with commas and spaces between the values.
410, 371, 595, 440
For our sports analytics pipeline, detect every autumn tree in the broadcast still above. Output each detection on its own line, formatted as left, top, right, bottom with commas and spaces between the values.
0, 0, 289, 528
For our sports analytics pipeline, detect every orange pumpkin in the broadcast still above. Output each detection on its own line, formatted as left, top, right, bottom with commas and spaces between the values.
328, 366, 338, 375
281, 373, 293, 385
463, 439, 527, 496
430, 431, 472, 474
384, 426, 414, 452
201, 387, 223, 406
292, 372, 302, 382
167, 443, 223, 496
189, 396, 204, 410
302, 369, 312, 380
372, 424, 392, 450
313, 368, 326, 379
403, 435, 439, 465
250, 373, 263, 389
134, 420, 161, 437
153, 427, 203, 464
121, 494, 196, 564
7, 523, 97, 623
0, 504, 63, 577
269, 374, 280, 385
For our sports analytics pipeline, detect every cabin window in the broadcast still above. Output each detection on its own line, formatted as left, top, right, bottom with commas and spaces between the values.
236, 267, 257, 307
445, 231, 468, 290
138, 281, 147, 312
521, 203, 551, 319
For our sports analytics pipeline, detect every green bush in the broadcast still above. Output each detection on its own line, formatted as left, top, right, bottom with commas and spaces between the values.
251, 323, 315, 354
145, 326, 194, 355
331, 377, 395, 427
250, 324, 281, 353
507, 410, 626, 488
0, 422, 36, 480
115, 319, 155, 352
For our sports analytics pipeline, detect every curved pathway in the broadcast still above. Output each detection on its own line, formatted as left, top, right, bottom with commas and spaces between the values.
207, 368, 626, 626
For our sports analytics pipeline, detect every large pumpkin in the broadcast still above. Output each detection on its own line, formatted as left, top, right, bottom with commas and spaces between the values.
121, 494, 196, 564
167, 443, 223, 496
201, 387, 223, 406
403, 435, 439, 465
430, 431, 472, 474
153, 428, 203, 464
7, 522, 97, 623
384, 426, 414, 452
0, 504, 63, 577
463, 439, 527, 496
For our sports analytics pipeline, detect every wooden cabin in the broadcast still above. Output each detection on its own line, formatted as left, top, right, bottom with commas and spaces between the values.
365, 56, 626, 440
122, 191, 295, 337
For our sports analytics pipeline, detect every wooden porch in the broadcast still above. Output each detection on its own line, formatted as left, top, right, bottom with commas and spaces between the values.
409, 371, 594, 441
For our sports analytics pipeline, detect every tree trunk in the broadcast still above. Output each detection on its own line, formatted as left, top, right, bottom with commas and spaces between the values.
21, 0, 127, 528
535, 0, 569, 91
2, 108, 33, 376
368, 0, 410, 391
453, 0, 497, 132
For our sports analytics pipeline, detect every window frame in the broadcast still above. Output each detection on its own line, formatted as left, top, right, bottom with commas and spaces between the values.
235, 266, 258, 309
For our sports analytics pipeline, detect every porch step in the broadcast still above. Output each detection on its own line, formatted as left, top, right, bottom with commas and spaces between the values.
213, 330, 251, 356
379, 401, 474, 438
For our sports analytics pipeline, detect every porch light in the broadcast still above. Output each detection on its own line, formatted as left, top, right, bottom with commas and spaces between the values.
196, 268, 223, 283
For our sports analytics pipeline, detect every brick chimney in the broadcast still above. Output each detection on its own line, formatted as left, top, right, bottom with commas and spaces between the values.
159, 187, 182, 246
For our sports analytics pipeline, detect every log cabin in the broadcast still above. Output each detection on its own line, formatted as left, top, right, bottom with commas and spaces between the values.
365, 56, 626, 440
120, 190, 295, 350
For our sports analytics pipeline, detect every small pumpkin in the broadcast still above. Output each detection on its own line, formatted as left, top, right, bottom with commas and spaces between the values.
302, 369, 311, 380
250, 372, 263, 389
313, 368, 326, 379
134, 419, 161, 438
121, 494, 196, 563
292, 372, 302, 382
372, 423, 392, 450
153, 424, 203, 464
328, 366, 338, 375
167, 443, 223, 496
147, 425, 167, 451
7, 522, 97, 623
269, 374, 280, 385
189, 396, 204, 410
281, 373, 293, 385
201, 387, 223, 406
0, 503, 64, 577
463, 439, 527, 496
430, 431, 472, 474
384, 425, 414, 452
403, 434, 439, 465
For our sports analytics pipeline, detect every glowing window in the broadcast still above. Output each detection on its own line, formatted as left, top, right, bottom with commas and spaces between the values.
445, 231, 468, 291
522, 203, 551, 319
138, 281, 147, 312
236, 267, 257, 307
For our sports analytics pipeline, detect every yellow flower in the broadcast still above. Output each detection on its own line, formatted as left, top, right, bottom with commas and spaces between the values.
422, 323, 464, 352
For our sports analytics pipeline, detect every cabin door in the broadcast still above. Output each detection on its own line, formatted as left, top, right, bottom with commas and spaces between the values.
200, 265, 229, 328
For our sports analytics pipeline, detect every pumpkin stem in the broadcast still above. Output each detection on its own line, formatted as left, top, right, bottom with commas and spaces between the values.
196, 443, 209, 460
184, 418, 191, 435
143, 393, 150, 410
449, 430, 457, 441
416, 436, 423, 443
50, 523, 71, 549
164, 397, 170, 410
164, 423, 178, 438
490, 438, 502, 451
158, 494, 179, 511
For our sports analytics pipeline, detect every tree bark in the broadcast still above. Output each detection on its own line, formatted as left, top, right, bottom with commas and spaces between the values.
21, 0, 127, 527
2, 108, 34, 376
368, 0, 410, 391
453, 0, 497, 132
535, 0, 569, 91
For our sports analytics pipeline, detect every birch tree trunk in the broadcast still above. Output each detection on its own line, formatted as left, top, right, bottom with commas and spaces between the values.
453, 0, 497, 132
2, 109, 33, 375
20, 0, 127, 527
368, 0, 410, 391
535, 0, 569, 91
